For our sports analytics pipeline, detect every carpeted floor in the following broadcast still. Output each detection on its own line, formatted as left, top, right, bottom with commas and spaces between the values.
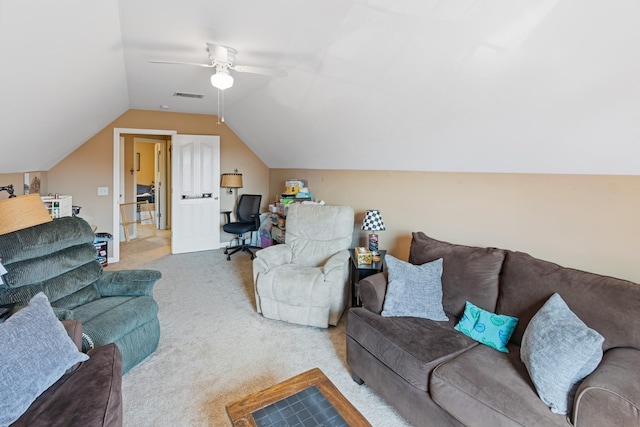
107, 234, 412, 426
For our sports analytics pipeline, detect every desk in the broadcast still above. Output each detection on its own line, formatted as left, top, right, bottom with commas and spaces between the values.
349, 249, 386, 307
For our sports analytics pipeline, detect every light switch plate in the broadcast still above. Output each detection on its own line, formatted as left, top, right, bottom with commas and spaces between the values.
98, 187, 109, 196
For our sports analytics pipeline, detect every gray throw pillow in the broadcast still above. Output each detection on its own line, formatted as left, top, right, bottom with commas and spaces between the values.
520, 293, 604, 415
381, 255, 448, 321
0, 292, 89, 425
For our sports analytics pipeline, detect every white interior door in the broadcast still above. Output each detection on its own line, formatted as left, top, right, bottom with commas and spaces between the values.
171, 134, 220, 254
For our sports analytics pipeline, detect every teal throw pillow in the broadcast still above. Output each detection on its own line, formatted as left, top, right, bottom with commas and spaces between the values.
521, 293, 604, 415
381, 255, 448, 321
454, 301, 518, 353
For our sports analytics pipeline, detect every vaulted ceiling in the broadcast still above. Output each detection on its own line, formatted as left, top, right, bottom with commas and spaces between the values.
1, 0, 639, 175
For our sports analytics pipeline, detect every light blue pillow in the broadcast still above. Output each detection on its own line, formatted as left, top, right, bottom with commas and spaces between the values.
454, 301, 518, 353
381, 255, 448, 321
521, 293, 604, 415
0, 292, 89, 425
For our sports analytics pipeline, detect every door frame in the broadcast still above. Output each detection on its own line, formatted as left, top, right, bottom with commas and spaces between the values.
113, 128, 177, 263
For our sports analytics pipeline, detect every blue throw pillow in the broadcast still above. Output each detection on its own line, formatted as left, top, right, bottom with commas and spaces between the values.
521, 293, 604, 415
381, 255, 448, 321
0, 292, 89, 425
454, 301, 518, 353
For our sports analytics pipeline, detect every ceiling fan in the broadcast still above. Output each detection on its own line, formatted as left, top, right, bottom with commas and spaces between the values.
148, 42, 286, 91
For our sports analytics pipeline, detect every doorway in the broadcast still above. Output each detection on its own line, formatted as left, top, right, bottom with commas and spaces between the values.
133, 137, 169, 231
113, 128, 177, 263
112, 128, 222, 264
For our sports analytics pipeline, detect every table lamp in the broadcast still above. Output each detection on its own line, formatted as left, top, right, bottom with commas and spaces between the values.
361, 209, 385, 256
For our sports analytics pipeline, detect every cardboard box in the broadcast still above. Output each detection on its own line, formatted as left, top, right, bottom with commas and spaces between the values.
0, 194, 52, 235
355, 247, 372, 265
284, 179, 306, 195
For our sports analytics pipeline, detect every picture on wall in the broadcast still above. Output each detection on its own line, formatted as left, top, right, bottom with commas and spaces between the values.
23, 172, 41, 195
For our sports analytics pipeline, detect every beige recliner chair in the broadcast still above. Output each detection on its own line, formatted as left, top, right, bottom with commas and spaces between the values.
253, 204, 354, 328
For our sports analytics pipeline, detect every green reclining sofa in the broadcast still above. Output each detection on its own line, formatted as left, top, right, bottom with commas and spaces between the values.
0, 216, 161, 374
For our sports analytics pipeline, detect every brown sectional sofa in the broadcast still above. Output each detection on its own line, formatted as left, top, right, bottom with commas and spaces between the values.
12, 320, 123, 427
346, 232, 640, 427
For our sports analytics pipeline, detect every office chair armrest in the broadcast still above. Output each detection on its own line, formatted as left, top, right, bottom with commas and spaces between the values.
254, 244, 293, 270
251, 213, 261, 229
222, 211, 232, 224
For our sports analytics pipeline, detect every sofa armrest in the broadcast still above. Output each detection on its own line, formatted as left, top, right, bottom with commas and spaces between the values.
573, 347, 640, 426
94, 270, 162, 297
359, 272, 388, 314
62, 320, 83, 351
253, 244, 293, 272
323, 250, 350, 282
12, 343, 123, 427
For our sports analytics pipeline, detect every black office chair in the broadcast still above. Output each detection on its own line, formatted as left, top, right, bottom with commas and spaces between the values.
222, 194, 262, 261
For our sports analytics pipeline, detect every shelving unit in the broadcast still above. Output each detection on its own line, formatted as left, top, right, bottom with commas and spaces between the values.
41, 195, 72, 218
269, 213, 286, 244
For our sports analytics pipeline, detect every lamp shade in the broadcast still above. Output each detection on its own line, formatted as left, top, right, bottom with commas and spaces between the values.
210, 68, 234, 90
0, 194, 52, 235
220, 173, 243, 189
361, 210, 385, 231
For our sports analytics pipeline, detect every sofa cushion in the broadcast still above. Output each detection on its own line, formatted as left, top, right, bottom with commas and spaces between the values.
0, 216, 96, 265
381, 256, 448, 321
347, 307, 476, 392
0, 292, 89, 426
286, 204, 354, 267
409, 232, 504, 318
496, 250, 640, 351
0, 262, 102, 310
521, 293, 604, 415
71, 295, 159, 351
454, 301, 518, 353
431, 344, 568, 427
1, 244, 99, 289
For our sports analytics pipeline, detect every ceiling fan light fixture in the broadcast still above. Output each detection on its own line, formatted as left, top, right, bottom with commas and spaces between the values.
210, 68, 234, 90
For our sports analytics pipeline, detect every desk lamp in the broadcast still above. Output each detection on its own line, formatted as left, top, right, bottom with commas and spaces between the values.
361, 210, 385, 258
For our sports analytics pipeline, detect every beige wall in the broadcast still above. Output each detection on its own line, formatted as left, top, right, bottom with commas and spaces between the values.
270, 169, 640, 283
4, 110, 639, 284
46, 109, 270, 243
0, 172, 49, 200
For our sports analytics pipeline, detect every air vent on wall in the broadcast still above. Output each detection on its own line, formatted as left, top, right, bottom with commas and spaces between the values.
173, 92, 205, 99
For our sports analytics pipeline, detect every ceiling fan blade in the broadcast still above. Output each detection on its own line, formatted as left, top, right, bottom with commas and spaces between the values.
232, 64, 287, 77
206, 43, 230, 63
148, 60, 214, 68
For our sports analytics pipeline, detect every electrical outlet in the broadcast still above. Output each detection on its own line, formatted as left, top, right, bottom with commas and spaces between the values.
98, 187, 109, 196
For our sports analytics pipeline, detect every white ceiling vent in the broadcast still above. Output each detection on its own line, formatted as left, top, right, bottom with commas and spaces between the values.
173, 92, 204, 99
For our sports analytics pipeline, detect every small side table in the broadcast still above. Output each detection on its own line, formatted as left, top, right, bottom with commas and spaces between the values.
349, 249, 386, 307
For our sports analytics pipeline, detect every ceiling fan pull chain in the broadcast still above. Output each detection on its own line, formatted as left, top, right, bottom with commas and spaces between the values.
216, 88, 225, 124
217, 89, 220, 124
221, 89, 225, 123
